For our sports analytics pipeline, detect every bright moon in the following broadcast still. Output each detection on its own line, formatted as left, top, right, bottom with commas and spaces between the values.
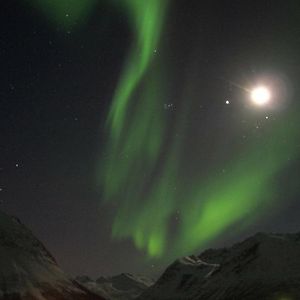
251, 86, 271, 105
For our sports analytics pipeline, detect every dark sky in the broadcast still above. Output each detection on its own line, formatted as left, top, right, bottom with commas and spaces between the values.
1, 0, 300, 279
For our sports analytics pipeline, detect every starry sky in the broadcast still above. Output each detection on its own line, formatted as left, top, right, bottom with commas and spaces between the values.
1, 0, 300, 278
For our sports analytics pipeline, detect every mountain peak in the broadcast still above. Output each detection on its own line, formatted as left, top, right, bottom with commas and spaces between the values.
0, 211, 105, 300
139, 232, 300, 300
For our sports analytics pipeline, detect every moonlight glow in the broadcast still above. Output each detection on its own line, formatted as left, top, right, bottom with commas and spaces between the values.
251, 86, 271, 105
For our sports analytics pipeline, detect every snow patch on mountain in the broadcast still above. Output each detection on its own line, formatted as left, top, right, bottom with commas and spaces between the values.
76, 272, 154, 300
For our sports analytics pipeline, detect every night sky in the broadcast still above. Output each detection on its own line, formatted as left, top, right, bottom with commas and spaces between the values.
1, 0, 300, 279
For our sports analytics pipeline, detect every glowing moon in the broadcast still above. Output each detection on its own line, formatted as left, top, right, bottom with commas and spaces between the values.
250, 86, 271, 105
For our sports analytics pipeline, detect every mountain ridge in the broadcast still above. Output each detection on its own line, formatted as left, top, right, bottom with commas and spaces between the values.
0, 211, 105, 300
138, 232, 300, 300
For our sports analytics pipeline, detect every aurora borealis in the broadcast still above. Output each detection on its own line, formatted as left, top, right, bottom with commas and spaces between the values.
10, 0, 300, 275
101, 0, 300, 260
102, 0, 171, 257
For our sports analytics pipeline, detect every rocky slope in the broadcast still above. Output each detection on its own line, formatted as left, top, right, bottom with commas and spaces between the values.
76, 273, 153, 300
0, 211, 105, 300
139, 232, 300, 300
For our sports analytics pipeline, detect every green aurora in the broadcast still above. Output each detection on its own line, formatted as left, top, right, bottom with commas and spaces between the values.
27, 0, 300, 260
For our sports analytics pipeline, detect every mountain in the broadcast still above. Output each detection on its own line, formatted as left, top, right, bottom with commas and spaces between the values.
3, 208, 300, 300
0, 211, 105, 300
76, 273, 154, 300
139, 232, 300, 300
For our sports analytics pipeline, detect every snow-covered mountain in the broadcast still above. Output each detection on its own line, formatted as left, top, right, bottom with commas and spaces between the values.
0, 211, 105, 300
139, 232, 300, 300
3, 208, 300, 300
76, 273, 154, 300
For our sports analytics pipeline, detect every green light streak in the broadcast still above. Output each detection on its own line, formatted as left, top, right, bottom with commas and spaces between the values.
101, 0, 169, 201
107, 0, 168, 140
175, 117, 299, 255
